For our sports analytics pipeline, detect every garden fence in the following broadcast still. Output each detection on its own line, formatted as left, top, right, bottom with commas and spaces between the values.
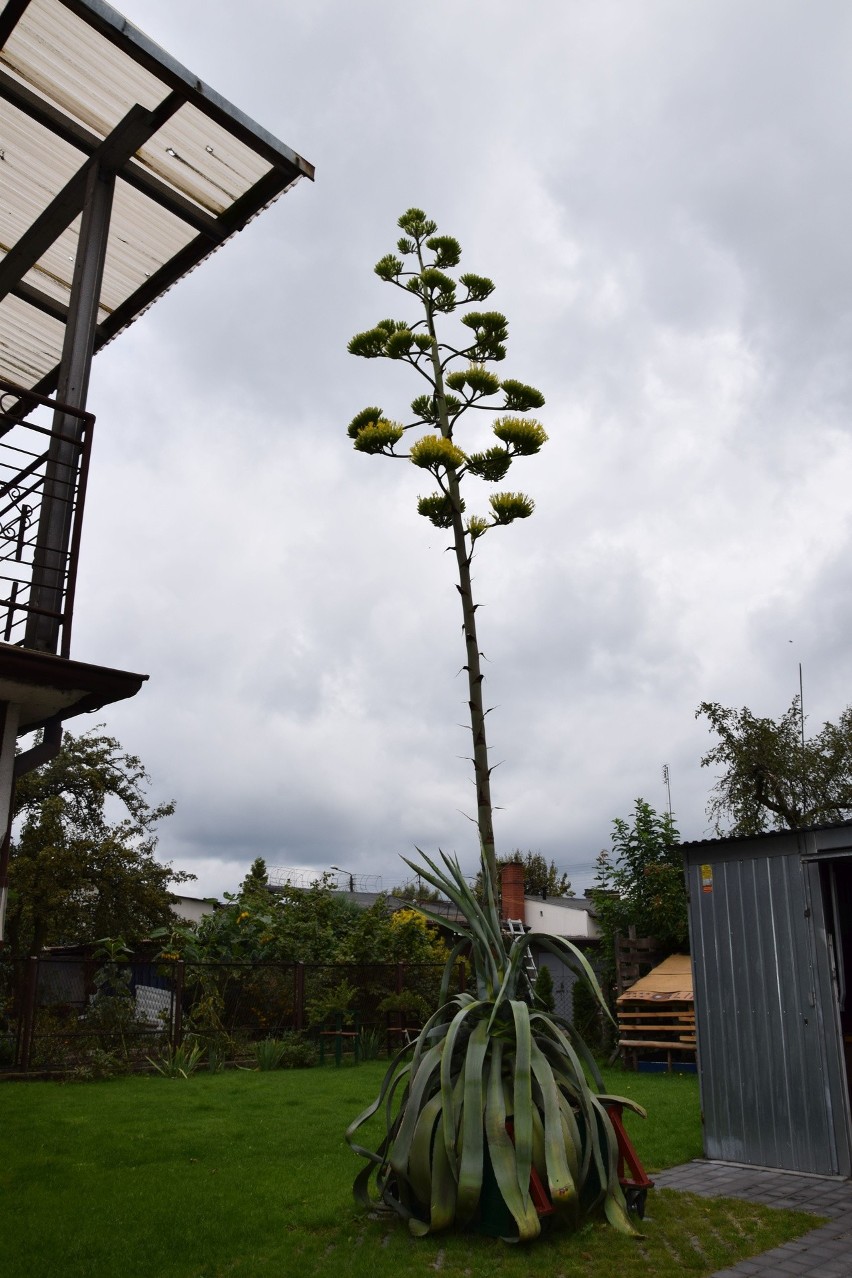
0, 955, 465, 1076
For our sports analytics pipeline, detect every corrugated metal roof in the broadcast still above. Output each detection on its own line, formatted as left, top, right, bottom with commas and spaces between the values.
680, 817, 852, 850
0, 0, 314, 392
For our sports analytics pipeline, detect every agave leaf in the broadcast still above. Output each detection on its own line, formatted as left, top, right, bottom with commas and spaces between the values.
485, 1039, 540, 1242
596, 1093, 648, 1120
439, 937, 471, 1007
524, 933, 615, 1026
530, 1103, 547, 1182
409, 1000, 456, 1076
402, 852, 501, 992
488, 932, 535, 1028
529, 1040, 578, 1219
430, 1094, 459, 1232
556, 1097, 582, 1189
509, 1000, 533, 1204
536, 1030, 600, 1193
390, 1041, 443, 1179
407, 1087, 444, 1206
440, 999, 484, 1176
589, 1094, 639, 1237
456, 1019, 490, 1221
346, 1048, 412, 1163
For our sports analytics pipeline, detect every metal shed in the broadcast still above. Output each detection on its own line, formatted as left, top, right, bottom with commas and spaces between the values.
682, 824, 852, 1176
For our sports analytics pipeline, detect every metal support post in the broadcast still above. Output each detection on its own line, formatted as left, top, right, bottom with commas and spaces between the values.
26, 163, 114, 652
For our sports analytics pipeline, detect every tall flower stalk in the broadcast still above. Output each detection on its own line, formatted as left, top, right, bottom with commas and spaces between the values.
347, 209, 548, 882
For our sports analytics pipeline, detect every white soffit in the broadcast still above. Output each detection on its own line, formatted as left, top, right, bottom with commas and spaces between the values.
0, 0, 314, 393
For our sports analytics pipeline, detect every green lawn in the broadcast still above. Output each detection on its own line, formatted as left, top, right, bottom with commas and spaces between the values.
0, 1061, 820, 1278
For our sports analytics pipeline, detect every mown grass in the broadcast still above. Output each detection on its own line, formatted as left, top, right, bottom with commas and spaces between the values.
1, 1061, 820, 1278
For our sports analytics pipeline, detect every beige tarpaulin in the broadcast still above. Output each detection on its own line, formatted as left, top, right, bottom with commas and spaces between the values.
616, 953, 693, 1003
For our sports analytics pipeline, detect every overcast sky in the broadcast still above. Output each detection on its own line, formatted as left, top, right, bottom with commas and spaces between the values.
56, 0, 852, 898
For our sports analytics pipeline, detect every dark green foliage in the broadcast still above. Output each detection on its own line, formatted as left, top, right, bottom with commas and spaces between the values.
697, 697, 852, 833
573, 973, 606, 1052
7, 728, 186, 958
239, 857, 269, 899
475, 851, 574, 900
532, 961, 555, 1012
593, 800, 687, 985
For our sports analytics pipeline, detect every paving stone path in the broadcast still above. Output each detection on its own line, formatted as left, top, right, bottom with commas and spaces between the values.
654, 1160, 852, 1277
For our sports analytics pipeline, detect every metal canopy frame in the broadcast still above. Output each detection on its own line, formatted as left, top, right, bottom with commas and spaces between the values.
0, 0, 313, 654
0, 0, 314, 399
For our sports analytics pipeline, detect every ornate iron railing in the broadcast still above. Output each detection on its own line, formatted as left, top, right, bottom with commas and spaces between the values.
0, 378, 94, 657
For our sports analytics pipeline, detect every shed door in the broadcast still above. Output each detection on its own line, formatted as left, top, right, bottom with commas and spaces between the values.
689, 850, 849, 1174
805, 856, 852, 1173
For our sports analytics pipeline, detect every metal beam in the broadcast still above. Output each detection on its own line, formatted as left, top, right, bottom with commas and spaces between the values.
0, 0, 30, 48
0, 68, 226, 242
0, 91, 184, 304
10, 280, 69, 324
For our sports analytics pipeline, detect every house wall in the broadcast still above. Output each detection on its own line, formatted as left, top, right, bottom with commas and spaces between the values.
684, 828, 851, 1176
171, 896, 217, 926
525, 898, 600, 941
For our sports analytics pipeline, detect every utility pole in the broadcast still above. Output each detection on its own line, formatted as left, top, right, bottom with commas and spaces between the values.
662, 763, 673, 818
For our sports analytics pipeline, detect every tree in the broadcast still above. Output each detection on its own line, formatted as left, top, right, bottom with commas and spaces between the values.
474, 849, 573, 900
697, 698, 852, 834
6, 728, 189, 957
239, 857, 269, 899
593, 799, 686, 959
347, 209, 547, 882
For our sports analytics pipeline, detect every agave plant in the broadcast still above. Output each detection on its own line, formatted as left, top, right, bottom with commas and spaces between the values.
346, 849, 645, 1242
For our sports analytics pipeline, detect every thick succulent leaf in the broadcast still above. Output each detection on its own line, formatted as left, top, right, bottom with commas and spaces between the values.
509, 1000, 534, 1203
408, 1089, 445, 1205
439, 937, 470, 1007
390, 1041, 443, 1179
455, 1019, 490, 1221
440, 999, 484, 1173
485, 1040, 540, 1241
589, 1094, 639, 1237
345, 1048, 411, 1162
430, 1120, 458, 1232
529, 1040, 578, 1220
520, 932, 614, 1025
596, 1094, 648, 1120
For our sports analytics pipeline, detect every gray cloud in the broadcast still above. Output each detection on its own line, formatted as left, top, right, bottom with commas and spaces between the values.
49, 0, 852, 899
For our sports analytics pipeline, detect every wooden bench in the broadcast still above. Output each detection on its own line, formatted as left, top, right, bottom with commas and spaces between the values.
617, 1005, 696, 1072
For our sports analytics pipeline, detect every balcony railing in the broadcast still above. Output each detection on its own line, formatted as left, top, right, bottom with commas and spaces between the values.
0, 378, 94, 658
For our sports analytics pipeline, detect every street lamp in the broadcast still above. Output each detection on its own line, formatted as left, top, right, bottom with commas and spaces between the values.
330, 865, 355, 892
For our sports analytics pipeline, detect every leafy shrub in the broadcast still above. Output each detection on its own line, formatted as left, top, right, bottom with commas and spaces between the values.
147, 1040, 204, 1079
357, 1027, 384, 1061
254, 1038, 286, 1070
278, 1032, 318, 1069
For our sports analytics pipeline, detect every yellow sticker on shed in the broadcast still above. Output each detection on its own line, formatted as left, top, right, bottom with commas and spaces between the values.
701, 864, 713, 893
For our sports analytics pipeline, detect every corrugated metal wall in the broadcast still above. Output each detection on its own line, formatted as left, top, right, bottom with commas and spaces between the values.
684, 830, 851, 1176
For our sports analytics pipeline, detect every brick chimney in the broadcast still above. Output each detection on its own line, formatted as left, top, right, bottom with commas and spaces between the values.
500, 861, 525, 924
